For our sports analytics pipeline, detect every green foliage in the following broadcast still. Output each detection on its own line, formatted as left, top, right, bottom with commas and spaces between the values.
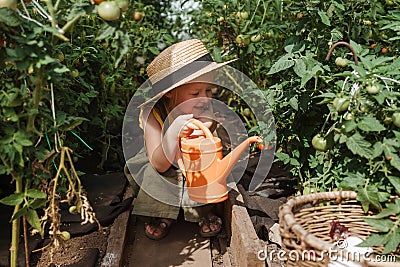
190, 0, 400, 252
0, 0, 177, 260
359, 199, 400, 254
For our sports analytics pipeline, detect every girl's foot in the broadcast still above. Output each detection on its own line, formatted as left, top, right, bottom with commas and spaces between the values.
199, 213, 222, 237
144, 217, 174, 240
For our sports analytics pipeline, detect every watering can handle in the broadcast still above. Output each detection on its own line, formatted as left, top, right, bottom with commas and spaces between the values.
188, 118, 214, 139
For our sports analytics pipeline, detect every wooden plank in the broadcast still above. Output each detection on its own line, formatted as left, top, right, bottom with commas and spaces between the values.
218, 236, 232, 267
226, 189, 265, 267
100, 186, 133, 267
128, 219, 212, 267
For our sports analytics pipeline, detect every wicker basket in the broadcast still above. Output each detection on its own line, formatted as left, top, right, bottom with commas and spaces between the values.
278, 191, 399, 267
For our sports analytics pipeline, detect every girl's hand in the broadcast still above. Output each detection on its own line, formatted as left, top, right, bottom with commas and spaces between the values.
169, 114, 212, 138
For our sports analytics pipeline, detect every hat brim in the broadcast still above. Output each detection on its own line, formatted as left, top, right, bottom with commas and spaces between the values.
138, 59, 237, 108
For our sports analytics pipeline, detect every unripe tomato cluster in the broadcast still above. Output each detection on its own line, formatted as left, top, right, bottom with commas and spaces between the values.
95, 0, 129, 21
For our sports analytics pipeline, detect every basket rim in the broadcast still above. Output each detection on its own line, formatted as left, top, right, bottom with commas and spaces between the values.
278, 190, 358, 252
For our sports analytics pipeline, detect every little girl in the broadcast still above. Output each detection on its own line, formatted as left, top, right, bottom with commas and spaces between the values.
125, 39, 234, 240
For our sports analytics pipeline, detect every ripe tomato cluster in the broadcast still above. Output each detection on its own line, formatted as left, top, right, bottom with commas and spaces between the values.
94, 0, 129, 21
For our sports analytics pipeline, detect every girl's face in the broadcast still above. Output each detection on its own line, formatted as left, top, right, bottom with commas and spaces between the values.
170, 82, 214, 117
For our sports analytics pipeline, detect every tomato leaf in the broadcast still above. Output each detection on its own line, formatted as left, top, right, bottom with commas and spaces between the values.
387, 175, 400, 194
372, 142, 383, 158
317, 11, 331, 26
293, 58, 307, 77
148, 46, 160, 55
364, 218, 393, 232
29, 199, 47, 210
113, 30, 131, 68
26, 189, 46, 199
26, 209, 41, 232
10, 206, 27, 222
0, 193, 24, 206
357, 117, 386, 132
382, 231, 400, 254
288, 96, 298, 111
374, 201, 400, 219
0, 9, 21, 27
344, 120, 357, 133
95, 23, 116, 40
268, 54, 295, 74
389, 154, 400, 172
357, 185, 382, 212
358, 233, 388, 247
346, 133, 372, 158
339, 174, 365, 190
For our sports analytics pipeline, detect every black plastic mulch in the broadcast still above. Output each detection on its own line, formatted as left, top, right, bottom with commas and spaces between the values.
235, 154, 297, 242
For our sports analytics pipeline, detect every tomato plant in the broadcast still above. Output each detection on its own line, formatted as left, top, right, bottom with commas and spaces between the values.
190, 1, 400, 238
0, 0, 176, 265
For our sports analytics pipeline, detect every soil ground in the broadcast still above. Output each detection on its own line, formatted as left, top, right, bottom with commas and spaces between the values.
30, 227, 110, 267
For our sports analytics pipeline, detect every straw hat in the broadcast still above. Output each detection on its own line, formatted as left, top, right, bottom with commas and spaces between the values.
139, 39, 236, 107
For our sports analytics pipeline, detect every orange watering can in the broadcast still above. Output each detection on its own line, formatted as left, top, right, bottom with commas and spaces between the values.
177, 119, 263, 204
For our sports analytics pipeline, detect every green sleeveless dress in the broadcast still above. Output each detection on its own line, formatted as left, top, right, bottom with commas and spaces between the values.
124, 106, 213, 222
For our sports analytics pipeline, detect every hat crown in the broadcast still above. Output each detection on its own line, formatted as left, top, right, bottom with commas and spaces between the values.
146, 39, 211, 83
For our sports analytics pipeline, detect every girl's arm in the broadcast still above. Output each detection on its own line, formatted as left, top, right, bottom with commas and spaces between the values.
143, 110, 175, 173
144, 111, 197, 173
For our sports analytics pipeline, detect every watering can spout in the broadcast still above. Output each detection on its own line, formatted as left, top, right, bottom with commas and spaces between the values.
218, 136, 263, 180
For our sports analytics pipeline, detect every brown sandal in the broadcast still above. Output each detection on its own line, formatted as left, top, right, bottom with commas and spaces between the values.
144, 218, 173, 240
199, 214, 222, 238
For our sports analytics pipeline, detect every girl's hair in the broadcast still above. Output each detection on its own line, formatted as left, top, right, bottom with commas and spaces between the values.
151, 89, 178, 127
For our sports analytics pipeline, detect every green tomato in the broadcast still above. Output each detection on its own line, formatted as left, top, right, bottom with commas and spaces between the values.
70, 69, 79, 78
56, 52, 65, 62
217, 16, 224, 22
243, 108, 252, 117
98, 1, 121, 21
60, 231, 71, 241
333, 97, 350, 112
335, 57, 348, 67
312, 134, 331, 152
236, 11, 248, 20
116, 0, 128, 12
240, 12, 249, 20
383, 116, 393, 125
69, 205, 78, 214
250, 34, 262, 43
366, 84, 380, 94
344, 112, 353, 121
363, 20, 372, 26
311, 133, 334, 152
235, 34, 250, 46
392, 112, 400, 128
